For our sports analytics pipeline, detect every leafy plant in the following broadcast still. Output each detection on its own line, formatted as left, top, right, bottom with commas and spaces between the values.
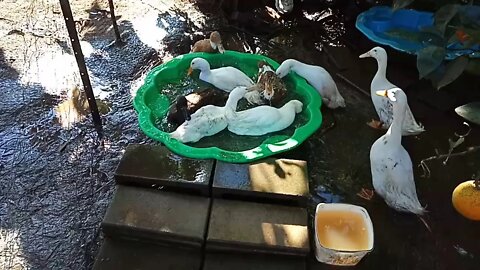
393, 0, 480, 89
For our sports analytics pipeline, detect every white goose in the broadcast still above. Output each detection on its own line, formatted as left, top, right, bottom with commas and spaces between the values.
370, 88, 426, 215
226, 100, 303, 136
359, 47, 425, 135
275, 59, 346, 109
170, 86, 248, 143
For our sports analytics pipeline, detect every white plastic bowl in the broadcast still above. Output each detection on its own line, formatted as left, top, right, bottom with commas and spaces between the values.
314, 203, 374, 266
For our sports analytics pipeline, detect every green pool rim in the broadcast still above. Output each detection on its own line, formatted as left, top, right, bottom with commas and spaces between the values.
133, 50, 323, 163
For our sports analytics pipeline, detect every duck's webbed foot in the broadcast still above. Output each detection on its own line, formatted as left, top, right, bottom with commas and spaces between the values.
357, 188, 375, 200
367, 119, 384, 130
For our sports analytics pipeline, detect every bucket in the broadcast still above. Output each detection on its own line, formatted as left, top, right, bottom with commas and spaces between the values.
314, 203, 374, 266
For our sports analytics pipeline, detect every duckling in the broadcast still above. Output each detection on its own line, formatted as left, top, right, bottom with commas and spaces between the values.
226, 100, 303, 136
167, 88, 229, 126
370, 88, 426, 215
191, 31, 225, 54
170, 86, 248, 143
276, 59, 346, 109
188, 57, 257, 96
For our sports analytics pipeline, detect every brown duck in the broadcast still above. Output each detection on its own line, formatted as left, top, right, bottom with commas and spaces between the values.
167, 88, 229, 126
248, 60, 287, 107
191, 31, 225, 53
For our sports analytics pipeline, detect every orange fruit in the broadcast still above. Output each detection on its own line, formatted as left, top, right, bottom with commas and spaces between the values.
452, 180, 480, 221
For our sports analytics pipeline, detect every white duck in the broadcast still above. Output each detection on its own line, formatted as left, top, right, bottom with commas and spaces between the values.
170, 86, 248, 143
359, 47, 425, 135
188, 58, 262, 105
275, 59, 346, 109
226, 100, 303, 136
370, 88, 426, 215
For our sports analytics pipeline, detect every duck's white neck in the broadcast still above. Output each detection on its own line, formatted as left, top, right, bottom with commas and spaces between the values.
210, 40, 217, 49
289, 59, 309, 78
199, 67, 211, 81
373, 57, 389, 87
225, 91, 244, 111
386, 100, 406, 145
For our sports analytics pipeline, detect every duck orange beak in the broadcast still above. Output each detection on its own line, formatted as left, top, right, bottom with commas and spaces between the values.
375, 90, 388, 97
187, 67, 193, 76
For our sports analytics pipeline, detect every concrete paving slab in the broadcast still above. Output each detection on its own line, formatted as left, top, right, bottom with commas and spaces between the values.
102, 185, 210, 248
93, 237, 202, 270
207, 199, 310, 256
212, 158, 309, 206
203, 251, 307, 270
115, 144, 214, 195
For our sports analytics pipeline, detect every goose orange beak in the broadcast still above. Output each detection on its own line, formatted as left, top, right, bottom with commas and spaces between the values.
375, 90, 388, 97
187, 67, 193, 76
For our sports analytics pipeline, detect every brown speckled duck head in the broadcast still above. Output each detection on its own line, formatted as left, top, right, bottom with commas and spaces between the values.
256, 60, 285, 103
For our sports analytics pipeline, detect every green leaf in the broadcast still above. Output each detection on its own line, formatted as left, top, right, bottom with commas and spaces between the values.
393, 0, 416, 10
425, 64, 445, 89
464, 28, 480, 43
459, 5, 480, 29
447, 32, 458, 45
455, 102, 480, 125
417, 46, 447, 79
434, 4, 460, 35
436, 56, 469, 89
420, 25, 444, 37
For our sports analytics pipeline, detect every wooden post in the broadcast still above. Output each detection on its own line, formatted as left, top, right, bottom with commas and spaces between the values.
108, 0, 123, 44
59, 0, 103, 134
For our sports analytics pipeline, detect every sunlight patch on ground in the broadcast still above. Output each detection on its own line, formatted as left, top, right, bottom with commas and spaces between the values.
20, 43, 111, 99
21, 49, 79, 96
0, 228, 28, 270
131, 12, 167, 50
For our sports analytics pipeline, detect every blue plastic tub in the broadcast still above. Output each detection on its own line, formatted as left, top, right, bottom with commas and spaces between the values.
356, 6, 480, 60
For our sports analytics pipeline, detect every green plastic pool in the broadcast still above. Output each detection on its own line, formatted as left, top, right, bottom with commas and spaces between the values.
133, 50, 323, 163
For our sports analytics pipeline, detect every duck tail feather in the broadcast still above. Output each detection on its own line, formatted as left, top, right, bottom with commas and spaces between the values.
325, 94, 346, 109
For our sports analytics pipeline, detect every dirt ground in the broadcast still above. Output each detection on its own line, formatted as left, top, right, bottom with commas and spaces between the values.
0, 1, 221, 269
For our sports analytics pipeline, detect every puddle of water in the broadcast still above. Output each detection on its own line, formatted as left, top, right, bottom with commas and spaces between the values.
55, 86, 111, 129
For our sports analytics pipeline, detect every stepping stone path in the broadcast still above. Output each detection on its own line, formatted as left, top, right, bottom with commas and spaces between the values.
207, 199, 310, 256
213, 159, 310, 206
102, 185, 210, 247
203, 251, 306, 270
94, 144, 314, 270
93, 238, 202, 270
115, 144, 214, 195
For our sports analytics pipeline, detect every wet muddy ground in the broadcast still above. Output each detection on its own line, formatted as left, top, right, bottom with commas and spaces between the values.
1, 0, 479, 269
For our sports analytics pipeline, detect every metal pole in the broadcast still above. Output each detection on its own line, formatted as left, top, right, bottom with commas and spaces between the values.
59, 0, 103, 134
108, 0, 122, 44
